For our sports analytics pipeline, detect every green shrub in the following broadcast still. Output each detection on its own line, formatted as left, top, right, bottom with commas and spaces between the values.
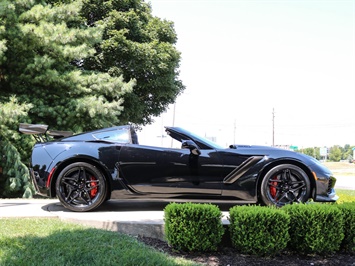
283, 204, 344, 254
164, 203, 224, 252
336, 202, 355, 252
228, 205, 290, 256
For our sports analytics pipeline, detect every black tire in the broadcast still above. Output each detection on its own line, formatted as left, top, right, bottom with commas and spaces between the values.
260, 164, 311, 207
56, 162, 107, 212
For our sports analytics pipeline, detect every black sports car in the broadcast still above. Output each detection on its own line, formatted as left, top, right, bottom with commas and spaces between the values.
20, 123, 338, 212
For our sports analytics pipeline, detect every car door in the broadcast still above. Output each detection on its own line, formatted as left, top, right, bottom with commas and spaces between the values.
118, 144, 223, 196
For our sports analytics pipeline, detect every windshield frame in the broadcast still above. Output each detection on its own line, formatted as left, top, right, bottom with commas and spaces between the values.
165, 127, 224, 150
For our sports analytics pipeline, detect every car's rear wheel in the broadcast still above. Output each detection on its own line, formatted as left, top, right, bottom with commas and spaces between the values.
260, 164, 311, 207
56, 162, 107, 212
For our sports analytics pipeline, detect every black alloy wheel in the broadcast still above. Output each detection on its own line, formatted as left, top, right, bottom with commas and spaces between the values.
56, 162, 107, 212
260, 164, 311, 207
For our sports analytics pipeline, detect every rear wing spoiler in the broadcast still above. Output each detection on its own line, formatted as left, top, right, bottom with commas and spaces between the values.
19, 123, 73, 142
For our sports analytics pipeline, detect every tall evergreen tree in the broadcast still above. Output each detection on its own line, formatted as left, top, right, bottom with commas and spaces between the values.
0, 97, 33, 197
0, 0, 135, 132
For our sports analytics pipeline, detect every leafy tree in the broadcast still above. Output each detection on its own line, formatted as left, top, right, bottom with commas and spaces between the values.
297, 147, 320, 160
80, 0, 184, 125
342, 144, 354, 161
313, 147, 321, 160
301, 147, 315, 158
328, 145, 342, 162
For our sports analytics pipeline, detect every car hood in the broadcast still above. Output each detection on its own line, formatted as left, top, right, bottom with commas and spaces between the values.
226, 144, 331, 175
227, 144, 317, 163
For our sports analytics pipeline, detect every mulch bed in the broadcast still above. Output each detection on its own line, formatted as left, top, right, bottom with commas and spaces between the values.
138, 236, 355, 266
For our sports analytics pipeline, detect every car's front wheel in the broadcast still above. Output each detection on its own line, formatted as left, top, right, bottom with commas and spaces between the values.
56, 162, 107, 212
260, 164, 311, 207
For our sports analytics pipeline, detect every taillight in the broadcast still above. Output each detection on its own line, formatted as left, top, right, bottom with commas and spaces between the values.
46, 167, 57, 188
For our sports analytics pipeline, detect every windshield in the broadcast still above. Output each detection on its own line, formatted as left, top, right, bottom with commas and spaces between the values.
166, 127, 224, 150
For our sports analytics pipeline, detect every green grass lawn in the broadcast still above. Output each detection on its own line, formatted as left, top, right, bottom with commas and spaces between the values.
0, 218, 198, 266
1, 181, 354, 265
323, 162, 355, 176
336, 189, 355, 204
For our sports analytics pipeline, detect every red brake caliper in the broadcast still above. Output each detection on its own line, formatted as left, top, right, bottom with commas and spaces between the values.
270, 176, 278, 199
90, 176, 98, 198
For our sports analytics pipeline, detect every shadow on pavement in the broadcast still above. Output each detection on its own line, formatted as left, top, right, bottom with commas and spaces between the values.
42, 199, 242, 213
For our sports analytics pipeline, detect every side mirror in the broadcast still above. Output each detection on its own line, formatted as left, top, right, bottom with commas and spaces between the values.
181, 140, 201, 156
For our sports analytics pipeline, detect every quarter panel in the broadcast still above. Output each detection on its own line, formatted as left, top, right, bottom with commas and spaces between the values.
32, 141, 123, 197
31, 143, 56, 195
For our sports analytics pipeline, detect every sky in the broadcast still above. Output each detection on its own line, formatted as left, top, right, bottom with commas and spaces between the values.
139, 0, 355, 149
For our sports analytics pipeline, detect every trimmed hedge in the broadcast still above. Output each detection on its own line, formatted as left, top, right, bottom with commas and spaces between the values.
229, 205, 290, 255
164, 203, 224, 252
163, 202, 353, 256
283, 204, 344, 254
336, 203, 355, 252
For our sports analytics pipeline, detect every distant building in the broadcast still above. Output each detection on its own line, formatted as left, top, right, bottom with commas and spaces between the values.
274, 145, 298, 151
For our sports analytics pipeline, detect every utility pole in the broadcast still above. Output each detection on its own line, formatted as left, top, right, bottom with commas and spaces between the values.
272, 108, 275, 147
233, 119, 236, 144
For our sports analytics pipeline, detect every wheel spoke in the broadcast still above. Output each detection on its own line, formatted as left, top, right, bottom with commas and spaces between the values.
86, 179, 99, 186
62, 176, 79, 189
289, 185, 306, 201
291, 183, 305, 192
80, 191, 92, 204
273, 189, 282, 201
64, 188, 74, 202
292, 193, 302, 203
66, 190, 79, 203
276, 191, 288, 202
282, 169, 291, 181
87, 183, 99, 191
290, 180, 305, 186
61, 175, 79, 203
79, 167, 87, 182
285, 192, 295, 201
